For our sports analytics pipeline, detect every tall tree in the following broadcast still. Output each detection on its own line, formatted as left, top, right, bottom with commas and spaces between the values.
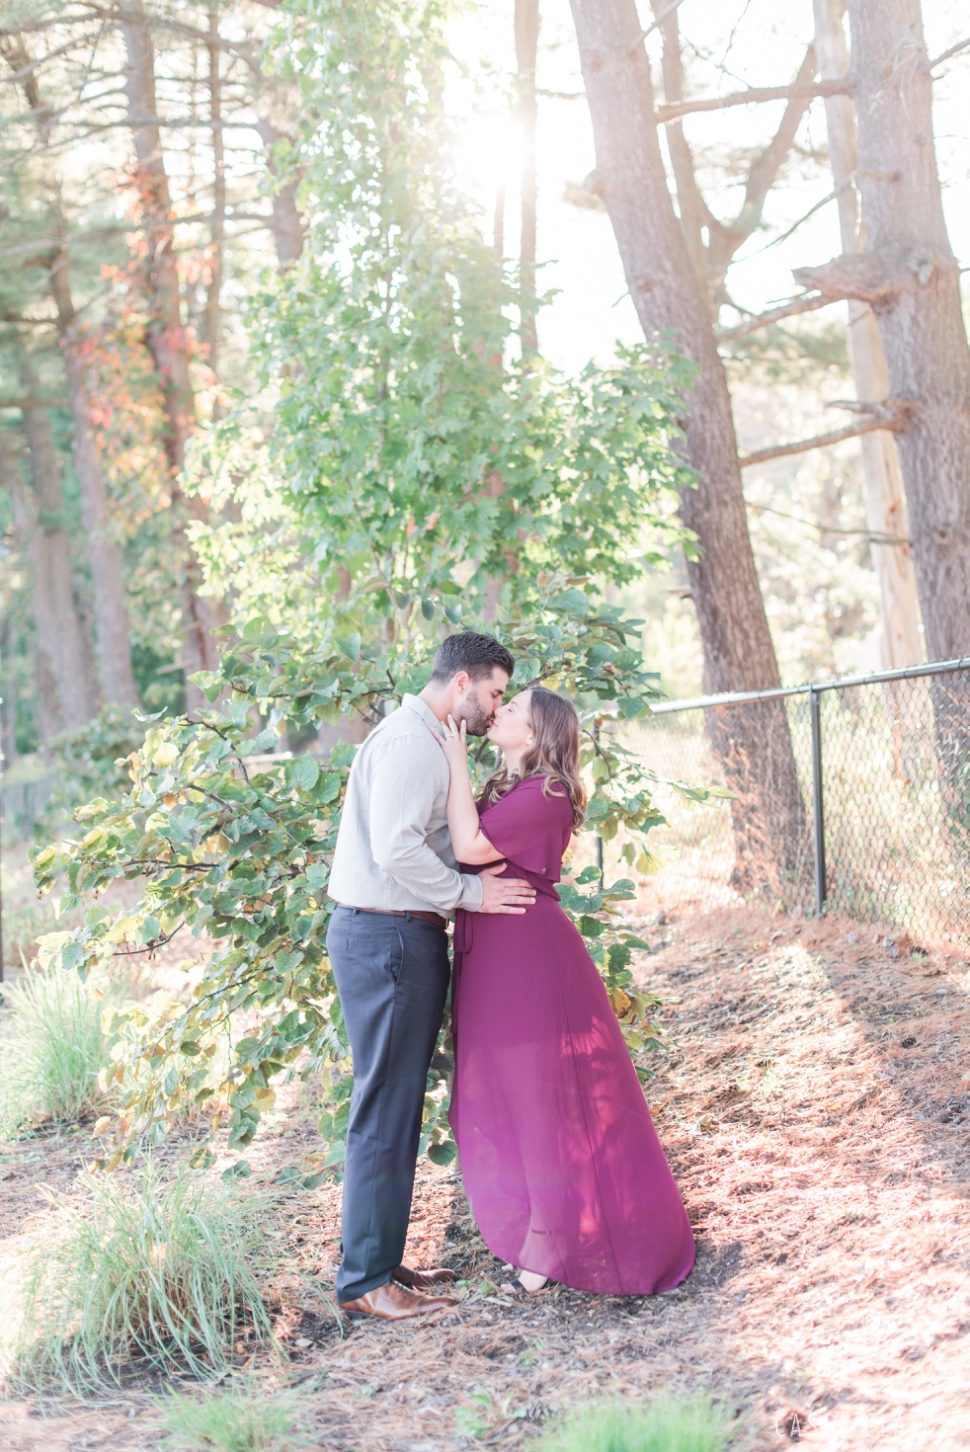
515, 0, 539, 352
15, 360, 96, 732
3, 32, 140, 706
797, 0, 970, 664
47, 246, 140, 706
256, 120, 306, 265
204, 2, 226, 385
650, 3, 819, 314
117, 0, 224, 687
567, 0, 806, 886
810, 0, 923, 669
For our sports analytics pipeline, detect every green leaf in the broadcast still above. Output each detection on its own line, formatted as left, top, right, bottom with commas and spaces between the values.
335, 633, 361, 662
290, 754, 320, 791
221, 1160, 252, 1180
550, 588, 590, 615
427, 1138, 458, 1166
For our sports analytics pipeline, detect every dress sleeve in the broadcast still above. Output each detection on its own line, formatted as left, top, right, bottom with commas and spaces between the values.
479, 779, 573, 879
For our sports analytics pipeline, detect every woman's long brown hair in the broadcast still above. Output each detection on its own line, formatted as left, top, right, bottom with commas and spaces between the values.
481, 686, 587, 830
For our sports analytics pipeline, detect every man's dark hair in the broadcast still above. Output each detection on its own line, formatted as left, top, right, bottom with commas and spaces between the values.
429, 631, 515, 684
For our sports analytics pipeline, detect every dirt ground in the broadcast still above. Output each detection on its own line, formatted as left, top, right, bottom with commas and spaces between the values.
1, 898, 969, 1451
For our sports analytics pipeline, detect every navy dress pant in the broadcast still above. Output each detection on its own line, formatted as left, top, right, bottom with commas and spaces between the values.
326, 905, 450, 1303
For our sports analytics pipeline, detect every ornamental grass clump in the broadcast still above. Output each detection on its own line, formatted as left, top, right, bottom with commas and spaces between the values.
160, 1382, 308, 1451
4, 1165, 277, 1397
537, 1396, 732, 1452
0, 968, 112, 1136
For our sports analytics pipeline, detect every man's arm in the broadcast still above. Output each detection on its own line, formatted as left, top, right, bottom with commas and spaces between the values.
369, 739, 484, 911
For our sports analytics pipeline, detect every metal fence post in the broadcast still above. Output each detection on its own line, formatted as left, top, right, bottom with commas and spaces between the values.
810, 685, 826, 916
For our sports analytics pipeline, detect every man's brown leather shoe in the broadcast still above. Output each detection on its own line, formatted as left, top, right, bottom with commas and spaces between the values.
392, 1262, 457, 1292
338, 1279, 456, 1321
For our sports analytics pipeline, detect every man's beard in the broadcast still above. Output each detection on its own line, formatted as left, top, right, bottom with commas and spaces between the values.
454, 684, 494, 737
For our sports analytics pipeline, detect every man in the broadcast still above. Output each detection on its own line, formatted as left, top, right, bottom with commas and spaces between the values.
326, 631, 536, 1321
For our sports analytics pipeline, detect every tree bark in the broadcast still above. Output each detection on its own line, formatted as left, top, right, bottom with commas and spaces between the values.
568, 0, 807, 890
2, 34, 139, 709
797, 0, 970, 664
0, 610, 19, 772
118, 0, 224, 692
205, 3, 225, 385
515, 0, 539, 352
48, 247, 140, 707
15, 366, 97, 732
811, 0, 923, 670
255, 119, 306, 265
648, 1, 819, 314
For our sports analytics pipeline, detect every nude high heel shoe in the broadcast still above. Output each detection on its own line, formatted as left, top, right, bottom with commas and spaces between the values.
518, 1269, 548, 1293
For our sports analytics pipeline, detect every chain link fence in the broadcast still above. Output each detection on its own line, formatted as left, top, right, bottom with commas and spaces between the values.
629, 657, 970, 945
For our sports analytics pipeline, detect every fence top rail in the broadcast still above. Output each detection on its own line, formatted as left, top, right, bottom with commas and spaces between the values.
648, 654, 970, 715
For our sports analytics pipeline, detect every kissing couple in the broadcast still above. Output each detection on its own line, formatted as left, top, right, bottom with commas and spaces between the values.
326, 631, 694, 1319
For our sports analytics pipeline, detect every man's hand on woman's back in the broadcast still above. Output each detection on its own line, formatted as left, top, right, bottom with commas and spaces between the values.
477, 863, 536, 914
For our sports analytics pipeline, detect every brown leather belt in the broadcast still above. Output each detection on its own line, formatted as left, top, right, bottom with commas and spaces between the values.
338, 904, 447, 930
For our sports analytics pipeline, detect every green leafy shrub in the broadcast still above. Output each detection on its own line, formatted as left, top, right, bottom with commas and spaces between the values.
160, 1382, 307, 1452
537, 1397, 732, 1452
4, 1165, 277, 1396
32, 593, 721, 1176
0, 968, 114, 1136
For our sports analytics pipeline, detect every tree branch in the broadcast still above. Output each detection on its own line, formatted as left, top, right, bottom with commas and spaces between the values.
0, 35, 92, 84
738, 410, 907, 469
793, 244, 934, 306
745, 498, 910, 545
738, 47, 819, 235
0, 209, 282, 260
658, 76, 853, 123
624, 0, 689, 54
0, 397, 70, 408
649, 0, 717, 277
929, 38, 970, 70
716, 291, 833, 341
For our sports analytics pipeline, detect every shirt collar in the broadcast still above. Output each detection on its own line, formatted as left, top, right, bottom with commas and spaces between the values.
401, 693, 446, 739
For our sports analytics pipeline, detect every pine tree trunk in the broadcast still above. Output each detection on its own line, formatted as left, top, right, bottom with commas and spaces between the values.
568, 0, 807, 890
48, 249, 139, 707
118, 0, 224, 694
205, 4, 225, 385
812, 0, 923, 669
256, 120, 306, 265
515, 0, 539, 352
15, 372, 97, 731
797, 0, 970, 664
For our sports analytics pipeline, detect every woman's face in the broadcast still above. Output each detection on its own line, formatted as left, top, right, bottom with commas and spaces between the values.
487, 690, 534, 755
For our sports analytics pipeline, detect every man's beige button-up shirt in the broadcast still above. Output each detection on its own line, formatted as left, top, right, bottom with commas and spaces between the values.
327, 694, 486, 915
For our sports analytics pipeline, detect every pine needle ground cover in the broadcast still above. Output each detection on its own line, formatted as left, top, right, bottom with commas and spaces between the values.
1, 903, 969, 1449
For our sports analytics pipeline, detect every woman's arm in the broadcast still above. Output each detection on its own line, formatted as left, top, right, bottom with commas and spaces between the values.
439, 716, 504, 865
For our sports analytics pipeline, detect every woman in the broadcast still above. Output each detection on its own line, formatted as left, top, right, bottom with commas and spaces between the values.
441, 686, 695, 1297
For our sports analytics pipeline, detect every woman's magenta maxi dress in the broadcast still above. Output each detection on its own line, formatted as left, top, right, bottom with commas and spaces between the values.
449, 776, 695, 1295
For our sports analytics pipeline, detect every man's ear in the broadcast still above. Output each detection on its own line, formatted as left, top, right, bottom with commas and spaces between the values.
453, 670, 471, 696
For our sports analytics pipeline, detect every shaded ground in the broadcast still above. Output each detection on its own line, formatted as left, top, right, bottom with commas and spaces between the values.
1, 903, 969, 1450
